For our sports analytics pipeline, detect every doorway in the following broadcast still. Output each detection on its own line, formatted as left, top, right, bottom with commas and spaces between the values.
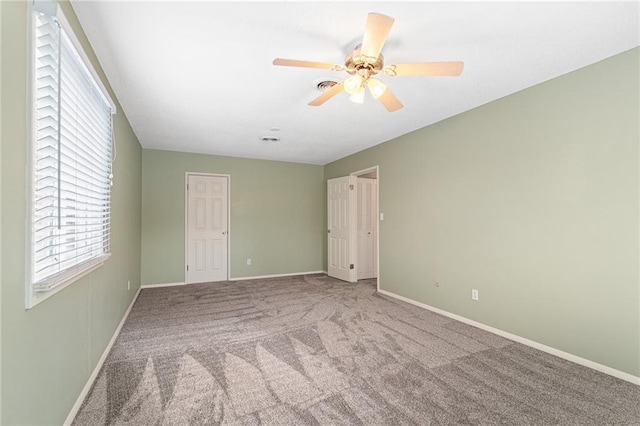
327, 166, 379, 284
185, 173, 230, 283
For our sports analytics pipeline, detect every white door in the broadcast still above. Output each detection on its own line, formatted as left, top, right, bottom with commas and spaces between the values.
186, 174, 228, 283
327, 176, 357, 282
357, 178, 377, 280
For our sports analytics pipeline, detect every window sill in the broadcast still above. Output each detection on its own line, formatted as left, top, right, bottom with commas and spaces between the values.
26, 254, 111, 309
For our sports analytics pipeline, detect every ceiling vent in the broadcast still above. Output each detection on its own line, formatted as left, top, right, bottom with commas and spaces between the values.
260, 136, 280, 142
316, 80, 338, 92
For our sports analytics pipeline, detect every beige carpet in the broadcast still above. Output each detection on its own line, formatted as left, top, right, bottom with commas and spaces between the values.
73, 274, 640, 425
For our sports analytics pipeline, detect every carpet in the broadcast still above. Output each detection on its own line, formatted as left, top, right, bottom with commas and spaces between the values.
73, 274, 640, 425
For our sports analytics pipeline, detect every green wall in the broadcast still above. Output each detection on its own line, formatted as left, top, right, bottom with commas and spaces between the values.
0, 1, 142, 424
141, 150, 324, 285
325, 48, 640, 377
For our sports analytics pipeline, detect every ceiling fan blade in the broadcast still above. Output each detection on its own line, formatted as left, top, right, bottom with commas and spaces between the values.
378, 87, 403, 112
386, 62, 464, 77
273, 58, 337, 70
308, 82, 345, 106
360, 13, 394, 60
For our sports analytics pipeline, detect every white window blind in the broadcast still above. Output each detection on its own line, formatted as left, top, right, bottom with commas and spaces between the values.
30, 10, 114, 296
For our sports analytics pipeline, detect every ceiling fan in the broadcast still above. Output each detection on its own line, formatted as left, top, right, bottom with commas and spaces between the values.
273, 13, 464, 112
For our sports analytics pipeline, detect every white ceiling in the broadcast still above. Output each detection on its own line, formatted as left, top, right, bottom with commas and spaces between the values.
71, 1, 639, 165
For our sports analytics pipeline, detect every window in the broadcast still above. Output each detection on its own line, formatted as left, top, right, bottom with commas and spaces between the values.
27, 3, 116, 308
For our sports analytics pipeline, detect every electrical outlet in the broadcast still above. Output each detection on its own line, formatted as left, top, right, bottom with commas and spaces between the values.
127, 280, 131, 291
246, 258, 252, 266
435, 282, 440, 288
471, 289, 479, 301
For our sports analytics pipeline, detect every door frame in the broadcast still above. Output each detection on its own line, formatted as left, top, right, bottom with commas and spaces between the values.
184, 172, 231, 283
350, 166, 380, 291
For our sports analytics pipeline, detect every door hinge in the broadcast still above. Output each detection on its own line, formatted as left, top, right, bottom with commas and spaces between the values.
350, 264, 354, 270
187, 184, 189, 190
186, 265, 189, 271
349, 184, 354, 190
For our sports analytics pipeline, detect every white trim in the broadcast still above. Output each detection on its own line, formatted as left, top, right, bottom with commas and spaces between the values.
141, 282, 186, 289
229, 270, 326, 281
377, 289, 640, 386
34, 254, 111, 292
25, 3, 113, 309
376, 168, 380, 292
63, 287, 142, 425
184, 175, 187, 282
140, 271, 327, 288
184, 173, 231, 284
349, 166, 378, 177
24, 1, 37, 310
27, 255, 110, 309
142, 271, 328, 287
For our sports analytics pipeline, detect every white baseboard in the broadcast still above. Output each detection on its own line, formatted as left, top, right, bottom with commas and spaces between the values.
229, 270, 326, 281
64, 287, 142, 425
141, 281, 186, 288
141, 272, 328, 288
377, 289, 640, 386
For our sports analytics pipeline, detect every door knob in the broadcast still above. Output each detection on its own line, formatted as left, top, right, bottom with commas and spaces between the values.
222, 231, 227, 235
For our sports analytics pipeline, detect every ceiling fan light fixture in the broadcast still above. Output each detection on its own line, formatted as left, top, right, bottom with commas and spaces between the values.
367, 78, 387, 99
344, 74, 364, 95
349, 86, 366, 104
273, 12, 463, 112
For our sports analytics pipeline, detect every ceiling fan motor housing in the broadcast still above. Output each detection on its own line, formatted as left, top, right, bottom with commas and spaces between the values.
345, 46, 384, 77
